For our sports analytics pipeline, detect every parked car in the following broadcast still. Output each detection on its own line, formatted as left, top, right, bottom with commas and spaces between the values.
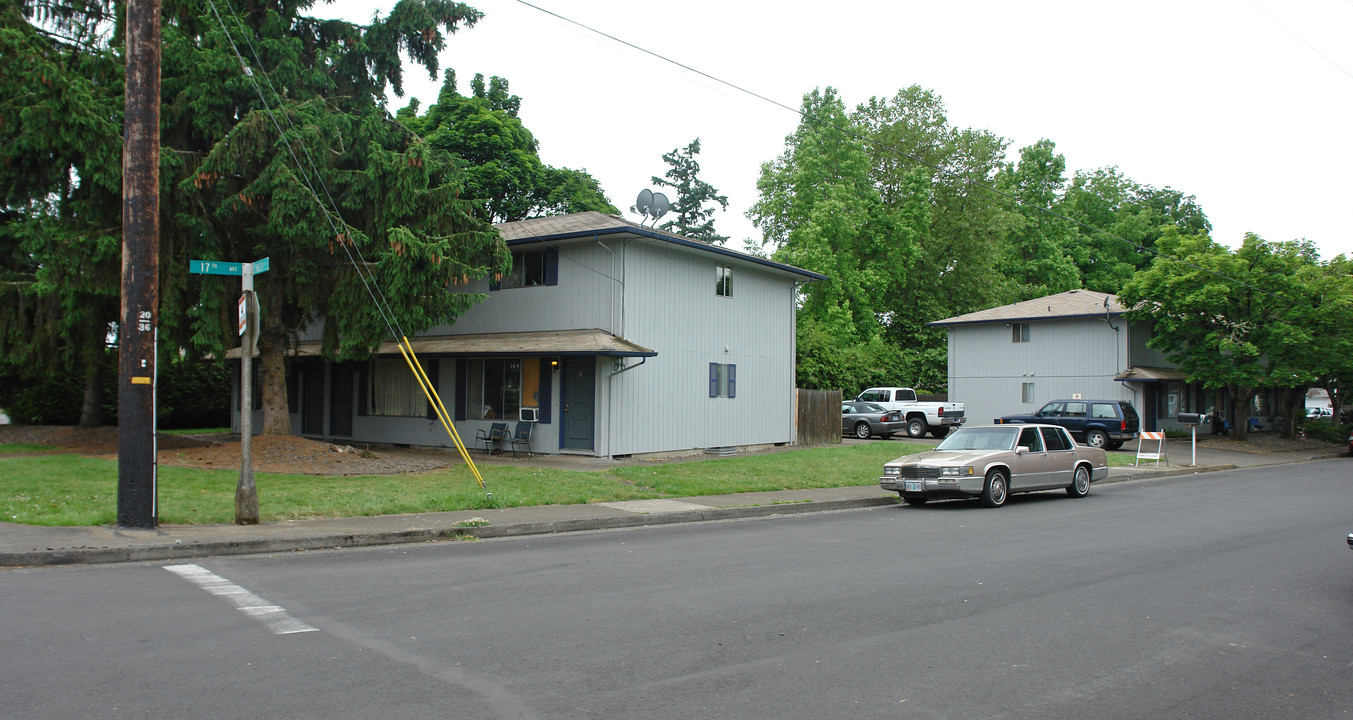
854, 387, 966, 438
996, 399, 1139, 450
841, 402, 904, 439
1347, 428, 1352, 456
879, 424, 1108, 508
1306, 406, 1333, 419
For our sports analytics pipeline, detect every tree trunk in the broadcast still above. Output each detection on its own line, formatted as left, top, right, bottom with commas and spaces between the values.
1279, 387, 1303, 439
1230, 384, 1249, 441
77, 350, 104, 428
257, 337, 291, 435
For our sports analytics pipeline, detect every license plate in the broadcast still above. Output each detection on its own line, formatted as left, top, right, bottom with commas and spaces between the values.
905, 481, 922, 493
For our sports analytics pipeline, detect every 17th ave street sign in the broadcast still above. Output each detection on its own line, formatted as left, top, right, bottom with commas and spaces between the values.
190, 257, 270, 276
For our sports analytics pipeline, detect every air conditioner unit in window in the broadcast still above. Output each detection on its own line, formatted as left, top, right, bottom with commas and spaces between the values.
519, 407, 539, 422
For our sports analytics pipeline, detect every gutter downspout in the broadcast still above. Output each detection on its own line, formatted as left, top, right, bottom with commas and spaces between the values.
791, 280, 804, 446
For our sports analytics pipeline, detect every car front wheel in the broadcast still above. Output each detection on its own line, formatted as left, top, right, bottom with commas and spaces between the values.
854, 422, 872, 439
980, 469, 1008, 508
906, 417, 928, 438
1084, 429, 1108, 448
1067, 464, 1091, 498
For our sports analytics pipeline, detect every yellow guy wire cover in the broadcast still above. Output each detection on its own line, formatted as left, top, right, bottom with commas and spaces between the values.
396, 338, 486, 491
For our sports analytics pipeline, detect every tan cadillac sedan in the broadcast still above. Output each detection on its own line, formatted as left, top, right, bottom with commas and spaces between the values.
880, 424, 1108, 508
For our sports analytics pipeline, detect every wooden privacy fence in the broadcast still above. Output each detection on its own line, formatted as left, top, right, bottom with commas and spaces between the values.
796, 389, 842, 446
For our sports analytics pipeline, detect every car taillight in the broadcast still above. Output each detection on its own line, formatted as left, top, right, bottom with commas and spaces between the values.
938, 407, 944, 416
1120, 421, 1126, 431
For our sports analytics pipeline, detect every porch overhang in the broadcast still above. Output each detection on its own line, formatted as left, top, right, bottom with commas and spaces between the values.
1114, 366, 1187, 383
227, 329, 657, 359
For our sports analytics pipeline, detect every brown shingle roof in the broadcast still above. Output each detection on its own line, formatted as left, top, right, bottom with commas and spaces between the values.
929, 289, 1125, 326
493, 212, 827, 281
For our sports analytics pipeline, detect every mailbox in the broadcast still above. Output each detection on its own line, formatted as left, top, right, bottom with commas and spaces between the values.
1177, 412, 1205, 426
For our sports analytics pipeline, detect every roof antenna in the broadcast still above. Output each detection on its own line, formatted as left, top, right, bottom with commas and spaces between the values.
630, 189, 670, 226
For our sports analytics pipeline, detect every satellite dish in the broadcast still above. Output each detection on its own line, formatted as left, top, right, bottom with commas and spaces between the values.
650, 192, 670, 222
633, 189, 653, 218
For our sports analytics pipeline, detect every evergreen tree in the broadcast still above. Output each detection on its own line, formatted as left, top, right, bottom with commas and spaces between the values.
3, 0, 508, 435
653, 138, 728, 243
0, 0, 123, 426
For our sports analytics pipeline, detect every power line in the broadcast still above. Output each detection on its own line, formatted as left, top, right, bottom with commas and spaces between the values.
514, 0, 1294, 303
1246, 0, 1353, 83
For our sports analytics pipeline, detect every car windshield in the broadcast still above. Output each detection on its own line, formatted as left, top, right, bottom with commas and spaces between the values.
936, 427, 1019, 452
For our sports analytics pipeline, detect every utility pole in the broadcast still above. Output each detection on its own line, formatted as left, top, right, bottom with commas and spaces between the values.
118, 0, 161, 528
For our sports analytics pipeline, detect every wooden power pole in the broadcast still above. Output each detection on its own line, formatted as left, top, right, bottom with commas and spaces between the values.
118, 0, 161, 528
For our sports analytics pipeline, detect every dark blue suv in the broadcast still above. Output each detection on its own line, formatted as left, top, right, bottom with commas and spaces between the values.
996, 400, 1139, 450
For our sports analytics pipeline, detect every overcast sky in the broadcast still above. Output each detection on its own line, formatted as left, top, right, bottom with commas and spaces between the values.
321, 0, 1353, 259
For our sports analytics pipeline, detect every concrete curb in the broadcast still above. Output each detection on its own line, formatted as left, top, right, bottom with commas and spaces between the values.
0, 497, 896, 568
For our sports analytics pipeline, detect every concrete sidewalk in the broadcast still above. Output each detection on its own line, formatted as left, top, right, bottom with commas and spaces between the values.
2, 438, 1342, 568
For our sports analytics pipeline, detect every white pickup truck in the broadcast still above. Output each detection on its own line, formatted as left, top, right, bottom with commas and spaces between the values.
854, 387, 966, 438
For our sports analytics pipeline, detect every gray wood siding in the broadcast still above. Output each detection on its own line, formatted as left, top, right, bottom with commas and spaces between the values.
609, 241, 796, 455
948, 318, 1134, 426
430, 241, 621, 336
1126, 320, 1172, 367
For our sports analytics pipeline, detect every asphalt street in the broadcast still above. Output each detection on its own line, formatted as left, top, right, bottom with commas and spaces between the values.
3, 459, 1351, 719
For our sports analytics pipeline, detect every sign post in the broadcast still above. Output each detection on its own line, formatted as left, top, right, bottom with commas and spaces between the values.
191, 258, 269, 524
1177, 413, 1206, 466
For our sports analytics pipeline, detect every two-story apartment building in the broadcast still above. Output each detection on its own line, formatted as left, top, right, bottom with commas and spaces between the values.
930, 289, 1211, 432
238, 212, 825, 457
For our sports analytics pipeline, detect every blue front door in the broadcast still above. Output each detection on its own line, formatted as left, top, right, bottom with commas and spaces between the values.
561, 357, 595, 451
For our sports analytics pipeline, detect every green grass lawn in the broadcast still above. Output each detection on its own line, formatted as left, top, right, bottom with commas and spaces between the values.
1, 441, 927, 526
0, 443, 59, 454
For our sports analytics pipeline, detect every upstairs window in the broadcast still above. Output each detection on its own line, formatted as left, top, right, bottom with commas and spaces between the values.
493, 247, 558, 290
716, 265, 732, 297
1011, 322, 1031, 343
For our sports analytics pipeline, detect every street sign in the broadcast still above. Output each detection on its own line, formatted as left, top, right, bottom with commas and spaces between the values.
190, 260, 244, 276
190, 257, 270, 275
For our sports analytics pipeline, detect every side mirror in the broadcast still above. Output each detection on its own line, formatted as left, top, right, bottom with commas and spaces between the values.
1016, 445, 1030, 455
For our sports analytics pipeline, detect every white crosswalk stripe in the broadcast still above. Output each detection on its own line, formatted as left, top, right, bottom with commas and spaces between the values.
164, 563, 317, 635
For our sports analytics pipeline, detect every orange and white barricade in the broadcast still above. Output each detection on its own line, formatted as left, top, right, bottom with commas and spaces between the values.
1134, 431, 1167, 467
